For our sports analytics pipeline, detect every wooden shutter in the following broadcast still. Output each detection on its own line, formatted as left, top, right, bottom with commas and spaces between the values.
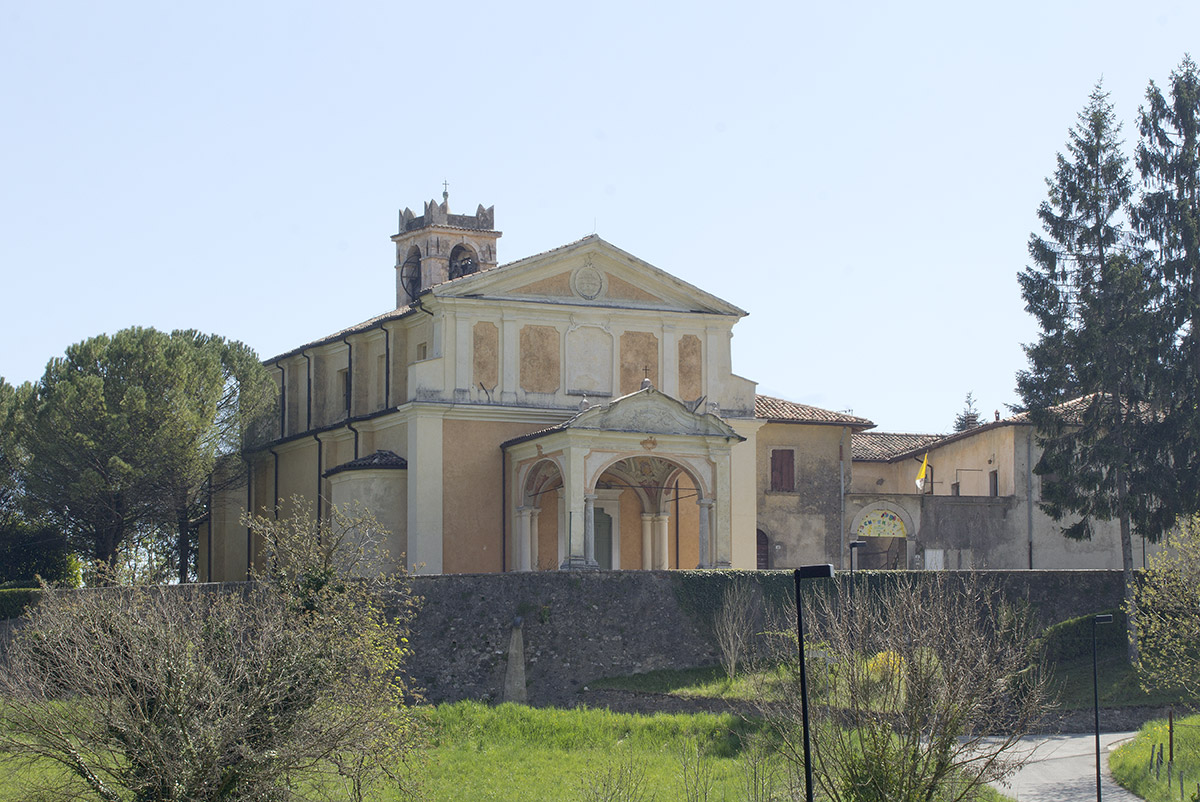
771, 449, 795, 492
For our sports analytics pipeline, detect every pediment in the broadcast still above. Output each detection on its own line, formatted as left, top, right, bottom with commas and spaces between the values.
432, 236, 745, 317
566, 387, 743, 440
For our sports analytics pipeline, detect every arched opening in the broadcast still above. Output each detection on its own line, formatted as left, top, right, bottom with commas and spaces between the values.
589, 455, 711, 570
756, 529, 770, 569
853, 507, 909, 570
401, 246, 422, 302
516, 459, 563, 571
449, 244, 479, 280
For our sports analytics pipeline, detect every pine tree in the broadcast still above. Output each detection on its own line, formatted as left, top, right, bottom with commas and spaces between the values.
952, 392, 981, 432
1133, 55, 1200, 526
1018, 83, 1170, 660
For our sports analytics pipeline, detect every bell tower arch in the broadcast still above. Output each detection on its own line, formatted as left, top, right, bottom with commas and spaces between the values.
391, 188, 501, 307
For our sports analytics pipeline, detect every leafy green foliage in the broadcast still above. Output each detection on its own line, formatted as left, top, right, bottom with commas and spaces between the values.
15, 328, 274, 578
0, 587, 39, 620
1134, 515, 1200, 698
0, 519, 78, 586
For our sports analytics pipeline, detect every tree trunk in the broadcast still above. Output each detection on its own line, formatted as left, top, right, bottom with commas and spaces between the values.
177, 507, 191, 585
1116, 482, 1139, 664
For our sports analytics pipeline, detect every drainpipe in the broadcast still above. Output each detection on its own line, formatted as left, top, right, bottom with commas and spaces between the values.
382, 323, 391, 408
346, 421, 360, 460
267, 446, 281, 516
275, 361, 287, 437
206, 473, 213, 578
246, 475, 253, 580
312, 433, 324, 525
1026, 427, 1034, 569
341, 335, 354, 418
839, 428, 848, 569
301, 351, 313, 431
500, 445, 507, 572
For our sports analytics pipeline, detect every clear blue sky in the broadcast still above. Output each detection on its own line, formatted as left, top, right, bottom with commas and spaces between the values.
2, 1, 1196, 433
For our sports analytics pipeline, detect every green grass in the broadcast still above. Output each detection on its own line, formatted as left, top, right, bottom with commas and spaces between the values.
415, 701, 764, 800
590, 609, 1200, 713
1111, 712, 1200, 801
1, 701, 1018, 801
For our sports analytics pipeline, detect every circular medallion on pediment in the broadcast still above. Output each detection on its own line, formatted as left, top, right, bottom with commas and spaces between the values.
572, 265, 605, 300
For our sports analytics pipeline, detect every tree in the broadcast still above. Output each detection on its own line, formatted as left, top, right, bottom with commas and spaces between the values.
759, 575, 1050, 802
1017, 83, 1170, 660
1133, 514, 1200, 698
952, 392, 981, 432
146, 332, 275, 583
1133, 55, 1200, 521
18, 328, 274, 577
0, 499, 418, 801
0, 378, 26, 526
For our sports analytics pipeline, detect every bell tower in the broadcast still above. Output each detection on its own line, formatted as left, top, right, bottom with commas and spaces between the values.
391, 189, 501, 307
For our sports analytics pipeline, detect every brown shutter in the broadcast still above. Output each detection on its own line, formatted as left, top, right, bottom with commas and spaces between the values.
771, 449, 794, 491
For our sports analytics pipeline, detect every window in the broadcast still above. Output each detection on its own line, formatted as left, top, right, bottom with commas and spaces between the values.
989, 470, 999, 497
1040, 472, 1059, 501
416, 342, 428, 361
924, 465, 934, 495
950, 482, 960, 496
770, 449, 795, 492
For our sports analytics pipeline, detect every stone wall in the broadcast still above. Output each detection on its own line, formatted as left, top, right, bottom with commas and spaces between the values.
407, 569, 1127, 707
0, 570, 1129, 709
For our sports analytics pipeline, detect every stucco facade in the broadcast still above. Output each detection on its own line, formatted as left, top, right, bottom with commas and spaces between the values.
201, 195, 1144, 579
202, 196, 875, 579
848, 420, 1166, 570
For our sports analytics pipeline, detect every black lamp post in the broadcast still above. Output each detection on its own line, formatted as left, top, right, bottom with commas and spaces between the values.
1093, 613, 1113, 801
794, 564, 835, 802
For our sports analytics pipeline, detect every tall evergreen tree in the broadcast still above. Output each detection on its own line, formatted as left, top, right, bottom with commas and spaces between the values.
1018, 84, 1169, 660
1133, 55, 1200, 523
952, 392, 981, 432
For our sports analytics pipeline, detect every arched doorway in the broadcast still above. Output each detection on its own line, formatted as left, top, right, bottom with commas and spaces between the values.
852, 506, 910, 570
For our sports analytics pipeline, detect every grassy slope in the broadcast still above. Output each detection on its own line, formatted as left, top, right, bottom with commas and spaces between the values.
1, 702, 1016, 801
1111, 713, 1200, 802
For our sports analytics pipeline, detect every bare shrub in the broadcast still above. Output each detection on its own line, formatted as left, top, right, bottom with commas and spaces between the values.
0, 498, 419, 802
714, 577, 761, 679
739, 734, 786, 802
578, 750, 657, 802
678, 737, 715, 802
758, 573, 1051, 802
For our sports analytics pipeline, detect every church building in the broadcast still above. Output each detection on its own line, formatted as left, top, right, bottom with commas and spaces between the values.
202, 195, 872, 579
200, 195, 1139, 579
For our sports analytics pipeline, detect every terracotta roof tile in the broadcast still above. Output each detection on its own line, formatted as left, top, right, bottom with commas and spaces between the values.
323, 450, 408, 477
853, 432, 947, 461
755, 395, 874, 428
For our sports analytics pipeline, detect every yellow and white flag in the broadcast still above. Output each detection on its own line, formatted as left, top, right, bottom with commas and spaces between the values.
915, 452, 929, 492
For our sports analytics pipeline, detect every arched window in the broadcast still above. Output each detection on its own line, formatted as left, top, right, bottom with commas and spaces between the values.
401, 246, 421, 301
449, 244, 478, 280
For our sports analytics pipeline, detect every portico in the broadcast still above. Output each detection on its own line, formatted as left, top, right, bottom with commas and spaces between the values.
503, 386, 745, 571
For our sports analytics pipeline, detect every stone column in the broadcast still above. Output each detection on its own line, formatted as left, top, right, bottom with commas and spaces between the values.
641, 513, 654, 570
653, 514, 669, 570
529, 508, 540, 571
584, 493, 597, 567
697, 499, 713, 568
515, 506, 532, 571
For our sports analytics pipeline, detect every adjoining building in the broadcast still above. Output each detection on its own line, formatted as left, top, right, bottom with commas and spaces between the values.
200, 196, 1142, 579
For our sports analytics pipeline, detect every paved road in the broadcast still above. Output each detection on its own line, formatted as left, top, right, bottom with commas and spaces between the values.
990, 732, 1142, 801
